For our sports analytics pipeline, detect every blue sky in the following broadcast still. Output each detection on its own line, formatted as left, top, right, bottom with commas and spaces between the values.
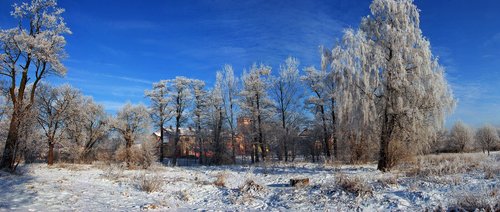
1, 0, 499, 127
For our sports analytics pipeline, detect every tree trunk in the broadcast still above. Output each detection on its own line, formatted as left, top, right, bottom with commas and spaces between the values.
377, 107, 394, 172
319, 105, 331, 158
230, 132, 236, 164
159, 123, 164, 163
172, 116, 181, 166
48, 142, 55, 165
0, 112, 20, 170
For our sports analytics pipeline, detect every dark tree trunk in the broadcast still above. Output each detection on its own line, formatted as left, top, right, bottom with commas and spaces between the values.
0, 113, 19, 170
159, 123, 164, 162
377, 107, 394, 172
48, 142, 55, 165
319, 105, 331, 158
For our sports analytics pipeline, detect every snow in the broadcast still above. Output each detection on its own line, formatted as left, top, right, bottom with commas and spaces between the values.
0, 152, 499, 211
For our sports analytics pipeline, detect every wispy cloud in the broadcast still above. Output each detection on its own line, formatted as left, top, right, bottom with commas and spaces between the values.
100, 74, 153, 85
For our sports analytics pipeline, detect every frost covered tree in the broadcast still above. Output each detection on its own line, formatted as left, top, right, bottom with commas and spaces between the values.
190, 79, 208, 164
0, 0, 71, 170
145, 81, 172, 162
328, 0, 454, 171
475, 125, 499, 156
64, 96, 108, 162
112, 103, 150, 166
301, 66, 331, 158
207, 74, 225, 164
164, 77, 192, 166
240, 64, 274, 162
36, 84, 80, 165
220, 65, 239, 163
271, 57, 303, 161
450, 121, 473, 152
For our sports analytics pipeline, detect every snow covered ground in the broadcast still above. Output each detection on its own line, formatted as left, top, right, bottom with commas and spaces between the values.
1, 152, 499, 211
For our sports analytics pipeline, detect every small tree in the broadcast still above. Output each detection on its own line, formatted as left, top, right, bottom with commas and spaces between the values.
36, 84, 80, 165
65, 96, 109, 162
112, 103, 150, 166
475, 125, 499, 156
450, 121, 474, 152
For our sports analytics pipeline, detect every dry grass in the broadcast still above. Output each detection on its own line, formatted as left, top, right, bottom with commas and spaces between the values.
135, 172, 164, 193
335, 174, 373, 197
400, 152, 499, 177
451, 186, 500, 211
377, 173, 399, 187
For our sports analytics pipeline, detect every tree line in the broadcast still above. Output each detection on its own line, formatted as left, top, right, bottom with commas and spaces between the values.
1, 0, 498, 172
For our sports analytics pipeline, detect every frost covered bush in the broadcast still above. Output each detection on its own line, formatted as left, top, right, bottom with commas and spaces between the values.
114, 139, 158, 169
102, 164, 124, 181
335, 174, 372, 197
135, 172, 163, 193
214, 171, 227, 187
239, 179, 265, 197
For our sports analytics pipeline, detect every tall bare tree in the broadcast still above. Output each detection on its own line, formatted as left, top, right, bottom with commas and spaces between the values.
220, 65, 239, 163
165, 77, 192, 166
271, 57, 303, 162
190, 79, 207, 164
241, 64, 273, 162
301, 66, 331, 158
0, 0, 71, 170
145, 81, 172, 162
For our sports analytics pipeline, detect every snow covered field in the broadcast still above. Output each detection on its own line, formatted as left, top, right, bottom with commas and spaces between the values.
1, 152, 499, 211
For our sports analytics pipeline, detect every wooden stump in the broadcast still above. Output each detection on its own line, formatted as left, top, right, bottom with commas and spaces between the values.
290, 178, 310, 187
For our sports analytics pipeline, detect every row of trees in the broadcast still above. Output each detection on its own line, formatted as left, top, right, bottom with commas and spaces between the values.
2, 0, 495, 172
447, 121, 500, 155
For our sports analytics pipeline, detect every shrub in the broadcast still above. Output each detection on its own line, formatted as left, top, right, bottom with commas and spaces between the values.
135, 172, 164, 193
240, 179, 265, 196
214, 172, 227, 187
335, 174, 373, 197
102, 164, 124, 181
114, 140, 158, 169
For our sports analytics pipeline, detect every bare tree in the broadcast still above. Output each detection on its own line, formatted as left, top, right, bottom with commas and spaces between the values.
240, 64, 273, 162
145, 81, 172, 162
208, 73, 225, 164
220, 65, 239, 163
190, 79, 207, 164
475, 125, 499, 156
36, 84, 79, 165
450, 121, 474, 152
112, 103, 150, 167
65, 96, 109, 162
301, 66, 331, 159
271, 57, 303, 161
165, 77, 192, 166
0, 0, 71, 170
